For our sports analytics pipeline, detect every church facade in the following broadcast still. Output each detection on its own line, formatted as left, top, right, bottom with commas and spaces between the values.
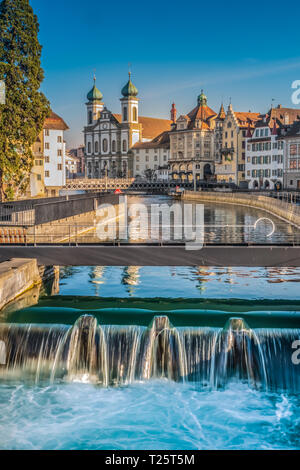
84, 74, 171, 178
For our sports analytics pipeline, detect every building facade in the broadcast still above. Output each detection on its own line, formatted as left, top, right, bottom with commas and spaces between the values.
215, 105, 260, 185
283, 120, 300, 189
169, 92, 216, 182
28, 111, 69, 197
84, 74, 171, 179
131, 131, 170, 179
245, 116, 284, 190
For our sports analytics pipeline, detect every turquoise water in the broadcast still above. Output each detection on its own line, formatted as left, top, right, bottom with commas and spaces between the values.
0, 265, 300, 450
0, 381, 299, 450
60, 266, 300, 299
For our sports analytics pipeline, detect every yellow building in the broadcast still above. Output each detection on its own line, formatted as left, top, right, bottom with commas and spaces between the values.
26, 132, 45, 198
215, 104, 260, 185
169, 91, 217, 182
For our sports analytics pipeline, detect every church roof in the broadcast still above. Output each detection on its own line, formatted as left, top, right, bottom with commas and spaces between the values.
132, 131, 170, 149
87, 79, 103, 102
44, 111, 69, 131
112, 114, 172, 140
121, 72, 138, 97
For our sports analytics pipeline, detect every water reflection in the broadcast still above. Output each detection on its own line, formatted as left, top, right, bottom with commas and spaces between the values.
57, 266, 300, 300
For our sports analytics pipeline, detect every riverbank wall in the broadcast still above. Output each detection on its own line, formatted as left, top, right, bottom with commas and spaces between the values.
182, 191, 300, 229
0, 259, 58, 311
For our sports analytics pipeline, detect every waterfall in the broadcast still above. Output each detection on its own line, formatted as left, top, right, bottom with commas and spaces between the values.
0, 315, 299, 392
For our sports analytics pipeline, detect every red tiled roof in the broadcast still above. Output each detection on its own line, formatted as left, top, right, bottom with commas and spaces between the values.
132, 131, 170, 150
234, 112, 260, 128
44, 111, 69, 131
112, 114, 172, 140
187, 105, 217, 123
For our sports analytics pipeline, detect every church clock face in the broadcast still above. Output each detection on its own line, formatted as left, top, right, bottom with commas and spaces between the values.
102, 123, 107, 129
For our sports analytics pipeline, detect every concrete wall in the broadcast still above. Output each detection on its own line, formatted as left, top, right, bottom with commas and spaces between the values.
0, 259, 41, 310
182, 190, 300, 228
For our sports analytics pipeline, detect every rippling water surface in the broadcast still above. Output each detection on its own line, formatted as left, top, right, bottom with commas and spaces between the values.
0, 380, 299, 450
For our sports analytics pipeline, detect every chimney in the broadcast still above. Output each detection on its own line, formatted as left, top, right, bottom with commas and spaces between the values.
171, 103, 177, 123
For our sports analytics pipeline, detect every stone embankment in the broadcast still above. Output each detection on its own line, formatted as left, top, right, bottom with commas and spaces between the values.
0, 258, 58, 310
182, 191, 300, 229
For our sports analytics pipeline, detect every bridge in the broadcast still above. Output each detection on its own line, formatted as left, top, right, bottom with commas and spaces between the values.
1, 189, 300, 267
64, 178, 223, 193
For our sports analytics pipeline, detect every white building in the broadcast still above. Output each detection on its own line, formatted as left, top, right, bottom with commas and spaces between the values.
65, 152, 79, 179
43, 112, 69, 196
245, 115, 284, 190
131, 131, 170, 179
84, 74, 171, 178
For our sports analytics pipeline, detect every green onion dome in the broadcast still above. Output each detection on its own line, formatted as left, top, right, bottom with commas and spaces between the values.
121, 72, 138, 97
87, 79, 103, 102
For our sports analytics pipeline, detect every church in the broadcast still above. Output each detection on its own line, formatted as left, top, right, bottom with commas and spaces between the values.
84, 73, 172, 178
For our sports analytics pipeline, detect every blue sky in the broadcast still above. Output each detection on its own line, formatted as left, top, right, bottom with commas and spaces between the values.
30, 0, 300, 147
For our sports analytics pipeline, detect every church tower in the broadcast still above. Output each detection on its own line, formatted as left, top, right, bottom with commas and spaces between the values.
120, 72, 139, 124
86, 77, 104, 125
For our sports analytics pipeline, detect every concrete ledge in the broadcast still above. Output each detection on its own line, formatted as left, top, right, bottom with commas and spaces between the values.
0, 258, 41, 310
0, 246, 300, 267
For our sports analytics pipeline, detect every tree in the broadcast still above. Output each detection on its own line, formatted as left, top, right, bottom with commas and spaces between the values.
0, 0, 50, 200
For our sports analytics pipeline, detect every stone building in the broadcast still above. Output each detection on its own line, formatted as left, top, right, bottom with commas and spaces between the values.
282, 120, 300, 189
84, 74, 171, 178
131, 131, 170, 179
169, 92, 217, 182
215, 105, 260, 185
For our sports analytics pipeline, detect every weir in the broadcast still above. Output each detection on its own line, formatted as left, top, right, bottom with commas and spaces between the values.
0, 315, 299, 392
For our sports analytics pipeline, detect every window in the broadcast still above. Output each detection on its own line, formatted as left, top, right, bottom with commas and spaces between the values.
123, 106, 127, 121
57, 164, 62, 171
122, 140, 127, 152
57, 150, 62, 156
133, 107, 137, 121
45, 129, 49, 136
45, 171, 50, 177
136, 164, 139, 170
88, 111, 92, 124
88, 142, 91, 153
112, 140, 116, 152
136, 156, 139, 162
45, 156, 50, 163
102, 139, 108, 152
45, 142, 50, 149
290, 144, 297, 155
37, 174, 41, 181
57, 136, 62, 143
95, 141, 99, 153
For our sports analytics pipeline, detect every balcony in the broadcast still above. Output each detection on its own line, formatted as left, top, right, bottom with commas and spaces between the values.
221, 147, 234, 155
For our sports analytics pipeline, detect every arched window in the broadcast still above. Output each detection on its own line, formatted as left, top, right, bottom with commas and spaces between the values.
122, 140, 127, 152
88, 111, 92, 125
102, 139, 108, 152
133, 107, 137, 121
112, 140, 116, 152
123, 106, 127, 121
95, 141, 98, 153
88, 142, 91, 154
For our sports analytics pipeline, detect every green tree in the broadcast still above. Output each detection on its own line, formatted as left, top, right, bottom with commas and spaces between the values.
0, 0, 50, 200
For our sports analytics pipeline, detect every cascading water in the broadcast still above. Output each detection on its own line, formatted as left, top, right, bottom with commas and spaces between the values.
0, 315, 299, 392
